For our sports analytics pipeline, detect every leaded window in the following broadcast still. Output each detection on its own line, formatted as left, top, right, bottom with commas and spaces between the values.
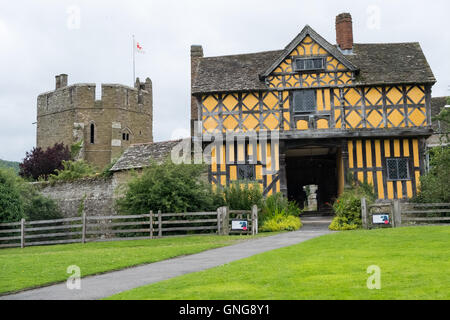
387, 158, 410, 180
237, 164, 255, 181
293, 90, 316, 113
294, 58, 324, 71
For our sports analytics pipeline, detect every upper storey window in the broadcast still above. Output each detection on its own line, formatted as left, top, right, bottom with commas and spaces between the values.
293, 90, 316, 113
293, 58, 324, 72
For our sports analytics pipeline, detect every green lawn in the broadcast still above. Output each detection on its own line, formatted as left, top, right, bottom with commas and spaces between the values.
0, 234, 271, 295
108, 226, 450, 300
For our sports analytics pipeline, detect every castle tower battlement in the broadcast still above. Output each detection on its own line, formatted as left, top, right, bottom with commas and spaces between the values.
36, 74, 153, 169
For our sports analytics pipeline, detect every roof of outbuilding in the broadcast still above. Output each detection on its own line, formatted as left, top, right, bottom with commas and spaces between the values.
431, 97, 449, 132
110, 140, 182, 172
431, 97, 449, 118
192, 41, 435, 94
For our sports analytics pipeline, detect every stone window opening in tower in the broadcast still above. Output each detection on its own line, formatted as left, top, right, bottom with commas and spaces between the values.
90, 123, 95, 144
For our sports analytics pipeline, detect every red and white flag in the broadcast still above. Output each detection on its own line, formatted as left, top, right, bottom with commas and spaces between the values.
135, 41, 145, 54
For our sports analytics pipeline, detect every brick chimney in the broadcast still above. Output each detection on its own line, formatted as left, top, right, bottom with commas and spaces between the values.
191, 45, 203, 136
335, 13, 353, 51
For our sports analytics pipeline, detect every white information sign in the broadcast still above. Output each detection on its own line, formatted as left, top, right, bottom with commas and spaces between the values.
232, 220, 248, 231
373, 214, 390, 225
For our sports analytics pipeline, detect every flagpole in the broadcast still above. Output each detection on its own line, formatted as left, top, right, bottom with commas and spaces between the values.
132, 35, 136, 85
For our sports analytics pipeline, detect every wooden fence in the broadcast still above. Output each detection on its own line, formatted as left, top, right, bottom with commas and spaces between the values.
361, 198, 450, 229
0, 206, 258, 249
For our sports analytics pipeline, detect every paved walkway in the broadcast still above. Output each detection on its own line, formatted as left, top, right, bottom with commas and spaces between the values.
1, 216, 332, 300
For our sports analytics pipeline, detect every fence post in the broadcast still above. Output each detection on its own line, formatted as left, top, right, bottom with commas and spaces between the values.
20, 218, 25, 249
392, 200, 402, 228
223, 207, 230, 236
361, 198, 368, 229
217, 207, 222, 235
149, 210, 154, 239
252, 205, 258, 236
81, 210, 86, 244
158, 210, 162, 238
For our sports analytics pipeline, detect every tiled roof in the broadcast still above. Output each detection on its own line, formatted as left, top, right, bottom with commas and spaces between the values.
192, 43, 435, 94
110, 140, 182, 172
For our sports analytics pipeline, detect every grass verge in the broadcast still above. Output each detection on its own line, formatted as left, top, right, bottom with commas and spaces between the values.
107, 226, 450, 300
0, 234, 273, 295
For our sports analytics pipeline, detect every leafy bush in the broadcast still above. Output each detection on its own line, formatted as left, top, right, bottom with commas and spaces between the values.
259, 193, 302, 232
260, 214, 302, 232
413, 146, 450, 203
261, 193, 300, 221
329, 181, 375, 231
48, 160, 96, 182
116, 159, 215, 214
0, 168, 62, 223
213, 181, 264, 210
0, 169, 25, 223
19, 143, 71, 180
24, 195, 63, 221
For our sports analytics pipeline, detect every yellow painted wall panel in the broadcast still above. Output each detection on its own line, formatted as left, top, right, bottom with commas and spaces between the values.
367, 172, 374, 186
348, 140, 354, 168
256, 165, 262, 180
386, 87, 403, 105
387, 182, 394, 199
384, 140, 391, 157
203, 95, 219, 112
242, 93, 259, 111
317, 119, 329, 129
407, 86, 425, 104
406, 181, 413, 198
397, 181, 403, 199
317, 90, 324, 111
365, 87, 383, 105
333, 89, 341, 106
324, 89, 331, 111
346, 110, 363, 128
408, 107, 426, 127
223, 95, 238, 111
264, 114, 279, 130
237, 143, 245, 162
366, 140, 373, 168
297, 120, 308, 130
230, 166, 237, 180
220, 145, 226, 172
345, 88, 362, 106
394, 139, 401, 157
403, 139, 410, 157
375, 140, 382, 167
263, 93, 279, 110
356, 140, 363, 168
415, 171, 421, 189
377, 171, 385, 199
413, 139, 419, 167
358, 172, 364, 183
228, 143, 235, 163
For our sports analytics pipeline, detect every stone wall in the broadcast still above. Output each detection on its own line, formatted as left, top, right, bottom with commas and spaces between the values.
35, 177, 120, 218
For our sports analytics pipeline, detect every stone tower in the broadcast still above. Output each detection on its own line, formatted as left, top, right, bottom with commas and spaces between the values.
36, 74, 153, 170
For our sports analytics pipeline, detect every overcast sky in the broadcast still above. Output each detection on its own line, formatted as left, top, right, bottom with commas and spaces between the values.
0, 0, 449, 162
